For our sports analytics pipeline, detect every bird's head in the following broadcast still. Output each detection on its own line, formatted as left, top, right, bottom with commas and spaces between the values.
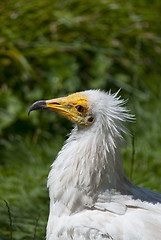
28, 91, 95, 126
28, 90, 132, 131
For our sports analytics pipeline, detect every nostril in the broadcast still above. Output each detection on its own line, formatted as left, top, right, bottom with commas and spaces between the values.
50, 102, 61, 105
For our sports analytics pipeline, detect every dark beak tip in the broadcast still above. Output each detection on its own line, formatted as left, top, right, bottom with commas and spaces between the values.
28, 109, 31, 116
28, 100, 47, 116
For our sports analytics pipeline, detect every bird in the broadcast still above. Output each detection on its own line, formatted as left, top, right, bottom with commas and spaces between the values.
28, 90, 161, 240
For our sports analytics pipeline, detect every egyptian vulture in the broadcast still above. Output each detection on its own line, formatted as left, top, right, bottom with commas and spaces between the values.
28, 90, 161, 240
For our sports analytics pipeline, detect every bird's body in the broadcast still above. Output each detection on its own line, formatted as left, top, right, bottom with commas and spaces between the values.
29, 90, 161, 240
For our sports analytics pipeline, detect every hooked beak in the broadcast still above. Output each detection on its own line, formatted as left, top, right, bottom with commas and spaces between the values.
28, 100, 48, 115
28, 96, 77, 122
28, 97, 68, 115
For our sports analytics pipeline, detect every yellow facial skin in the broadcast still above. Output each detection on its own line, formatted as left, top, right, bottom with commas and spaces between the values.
46, 92, 94, 126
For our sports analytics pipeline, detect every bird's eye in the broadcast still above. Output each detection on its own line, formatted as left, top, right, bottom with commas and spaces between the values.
76, 105, 84, 113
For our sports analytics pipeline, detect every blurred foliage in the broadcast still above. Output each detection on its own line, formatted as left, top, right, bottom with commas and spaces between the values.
0, 0, 161, 239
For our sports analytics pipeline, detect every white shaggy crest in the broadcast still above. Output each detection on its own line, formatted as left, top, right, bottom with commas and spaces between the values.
46, 90, 161, 240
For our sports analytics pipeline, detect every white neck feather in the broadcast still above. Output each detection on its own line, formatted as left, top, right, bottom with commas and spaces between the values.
47, 116, 127, 216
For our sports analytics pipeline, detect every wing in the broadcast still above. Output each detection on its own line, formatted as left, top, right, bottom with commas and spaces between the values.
47, 201, 161, 240
47, 180, 161, 240
93, 176, 161, 215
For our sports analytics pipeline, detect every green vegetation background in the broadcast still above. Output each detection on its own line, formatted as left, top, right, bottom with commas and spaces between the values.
0, 0, 161, 239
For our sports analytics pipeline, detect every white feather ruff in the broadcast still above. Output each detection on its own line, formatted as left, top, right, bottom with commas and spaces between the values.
46, 90, 161, 240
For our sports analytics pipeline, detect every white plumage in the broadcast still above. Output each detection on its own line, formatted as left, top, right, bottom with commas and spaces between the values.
29, 90, 161, 240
